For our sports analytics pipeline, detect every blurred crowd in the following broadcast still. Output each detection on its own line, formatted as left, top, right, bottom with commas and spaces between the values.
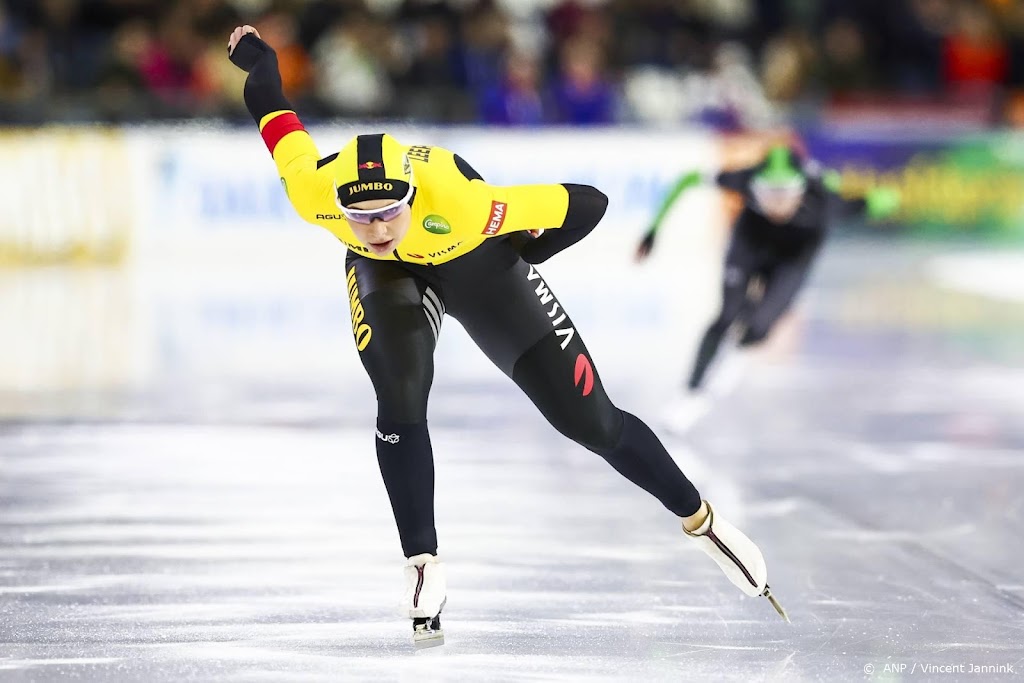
1, 0, 1023, 127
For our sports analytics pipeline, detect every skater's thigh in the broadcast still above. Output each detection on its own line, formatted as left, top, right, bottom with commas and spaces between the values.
443, 239, 571, 378
444, 245, 620, 448
718, 238, 759, 324
748, 253, 814, 331
346, 253, 443, 421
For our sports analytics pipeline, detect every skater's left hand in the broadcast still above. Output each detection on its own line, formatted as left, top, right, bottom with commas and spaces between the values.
227, 25, 271, 72
865, 187, 901, 220
635, 230, 656, 262
528, 229, 544, 238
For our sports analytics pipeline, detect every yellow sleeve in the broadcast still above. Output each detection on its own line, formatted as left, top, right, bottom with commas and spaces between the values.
481, 184, 570, 236
408, 145, 569, 238
259, 111, 336, 223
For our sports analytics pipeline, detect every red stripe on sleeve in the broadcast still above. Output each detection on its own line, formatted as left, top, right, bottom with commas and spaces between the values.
260, 112, 305, 155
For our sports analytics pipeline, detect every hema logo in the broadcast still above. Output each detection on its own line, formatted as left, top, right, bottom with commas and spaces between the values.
482, 201, 507, 235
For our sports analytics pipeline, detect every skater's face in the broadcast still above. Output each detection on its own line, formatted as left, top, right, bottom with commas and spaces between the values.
345, 199, 413, 256
752, 181, 805, 224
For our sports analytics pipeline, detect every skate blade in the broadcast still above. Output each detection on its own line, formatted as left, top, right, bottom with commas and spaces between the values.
413, 630, 445, 649
762, 586, 789, 623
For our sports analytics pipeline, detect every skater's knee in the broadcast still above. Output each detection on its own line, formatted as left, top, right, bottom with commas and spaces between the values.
707, 310, 738, 338
558, 404, 623, 453
740, 319, 773, 346
707, 316, 731, 336
374, 371, 432, 423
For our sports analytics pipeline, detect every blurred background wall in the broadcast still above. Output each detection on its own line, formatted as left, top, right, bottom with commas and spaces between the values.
1, 0, 1022, 419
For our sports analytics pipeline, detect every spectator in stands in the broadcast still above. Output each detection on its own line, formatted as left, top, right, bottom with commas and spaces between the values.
942, 0, 1007, 93
882, 0, 946, 93
760, 27, 813, 103
478, 49, 547, 126
999, 2, 1024, 126
138, 6, 202, 111
1, 0, 1023, 125
94, 19, 153, 120
191, 2, 249, 116
459, 1, 510, 98
311, 8, 398, 116
550, 37, 615, 125
251, 9, 309, 101
395, 5, 471, 121
34, 0, 100, 94
818, 17, 874, 94
0, 3, 27, 101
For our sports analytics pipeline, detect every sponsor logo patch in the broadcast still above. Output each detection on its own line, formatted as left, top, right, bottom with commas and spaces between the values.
574, 354, 594, 397
407, 145, 432, 163
348, 181, 393, 195
376, 429, 400, 444
423, 215, 452, 235
483, 201, 507, 235
359, 161, 383, 170
429, 243, 460, 258
526, 264, 575, 350
347, 266, 373, 351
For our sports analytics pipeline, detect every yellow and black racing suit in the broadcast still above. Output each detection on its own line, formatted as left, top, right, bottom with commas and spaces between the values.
231, 33, 701, 558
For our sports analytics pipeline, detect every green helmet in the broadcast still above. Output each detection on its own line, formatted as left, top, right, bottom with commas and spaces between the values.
754, 145, 806, 189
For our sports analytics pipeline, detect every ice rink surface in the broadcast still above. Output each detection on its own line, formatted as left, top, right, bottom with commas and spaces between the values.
2, 239, 1024, 682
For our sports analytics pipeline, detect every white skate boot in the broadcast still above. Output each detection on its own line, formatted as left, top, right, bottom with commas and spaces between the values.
684, 502, 788, 621
402, 553, 447, 648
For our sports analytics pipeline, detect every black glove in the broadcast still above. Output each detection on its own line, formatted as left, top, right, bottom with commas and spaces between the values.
520, 184, 608, 264
635, 230, 656, 262
229, 33, 275, 72
519, 233, 557, 264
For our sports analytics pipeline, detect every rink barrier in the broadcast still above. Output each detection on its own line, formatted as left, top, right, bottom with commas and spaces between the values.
3, 126, 1021, 271
0, 129, 135, 266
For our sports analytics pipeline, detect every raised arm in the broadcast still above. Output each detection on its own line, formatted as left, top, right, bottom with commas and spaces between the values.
227, 26, 333, 222
635, 170, 703, 262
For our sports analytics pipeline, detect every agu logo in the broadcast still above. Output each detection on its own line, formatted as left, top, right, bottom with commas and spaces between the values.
574, 353, 594, 397
376, 429, 400, 444
482, 201, 507, 235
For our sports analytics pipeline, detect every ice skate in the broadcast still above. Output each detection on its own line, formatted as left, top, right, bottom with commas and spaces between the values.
684, 502, 789, 621
402, 553, 447, 648
662, 392, 711, 434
